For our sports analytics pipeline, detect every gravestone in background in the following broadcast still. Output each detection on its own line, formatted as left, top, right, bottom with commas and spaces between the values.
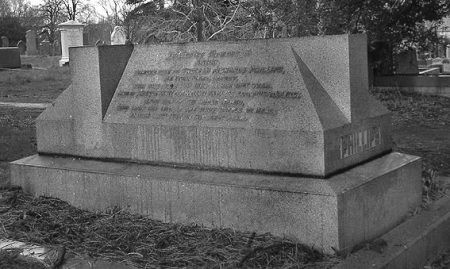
17, 40, 26, 55
52, 39, 61, 56
1, 36, 9, 47
58, 20, 84, 66
25, 30, 38, 55
111, 26, 126, 45
10, 35, 422, 254
39, 40, 51, 56
83, 23, 112, 45
396, 49, 419, 74
0, 48, 21, 68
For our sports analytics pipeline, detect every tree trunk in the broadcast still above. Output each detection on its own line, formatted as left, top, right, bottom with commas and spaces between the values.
196, 20, 203, 41
193, 0, 203, 41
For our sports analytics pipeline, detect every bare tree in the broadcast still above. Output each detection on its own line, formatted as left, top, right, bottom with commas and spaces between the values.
63, 0, 80, 20
40, 0, 64, 43
0, 0, 10, 17
9, 0, 29, 17
130, 0, 246, 43
98, 0, 129, 26
77, 2, 97, 23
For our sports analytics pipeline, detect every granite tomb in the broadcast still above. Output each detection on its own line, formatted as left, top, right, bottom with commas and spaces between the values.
10, 34, 422, 254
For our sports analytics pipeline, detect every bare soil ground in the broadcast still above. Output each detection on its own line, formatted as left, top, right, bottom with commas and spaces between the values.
0, 56, 449, 268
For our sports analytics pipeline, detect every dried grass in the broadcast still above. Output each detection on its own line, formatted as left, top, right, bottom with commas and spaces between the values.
0, 187, 338, 268
0, 248, 46, 269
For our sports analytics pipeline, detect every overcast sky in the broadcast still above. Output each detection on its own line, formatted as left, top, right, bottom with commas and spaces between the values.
27, 0, 107, 19
28, 0, 43, 6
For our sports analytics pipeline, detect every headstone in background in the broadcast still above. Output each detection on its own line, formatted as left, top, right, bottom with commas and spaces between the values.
83, 23, 112, 45
0, 48, 21, 68
1, 36, 9, 47
396, 49, 418, 75
26, 30, 38, 55
52, 39, 61, 56
446, 45, 450, 59
58, 20, 84, 66
369, 40, 393, 75
17, 40, 26, 55
83, 32, 89, 45
429, 57, 448, 73
111, 26, 126, 45
39, 40, 51, 56
441, 58, 450, 73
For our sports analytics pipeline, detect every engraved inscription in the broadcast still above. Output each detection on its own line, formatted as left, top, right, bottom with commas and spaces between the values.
340, 127, 381, 159
112, 48, 303, 123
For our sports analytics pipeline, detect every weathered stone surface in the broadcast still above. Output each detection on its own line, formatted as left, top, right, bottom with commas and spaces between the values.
0, 47, 21, 68
396, 49, 419, 74
39, 40, 51, 56
12, 34, 423, 256
25, 30, 38, 55
1, 36, 9, 47
17, 40, 26, 55
333, 191, 450, 269
37, 34, 391, 177
111, 26, 126, 45
58, 20, 84, 66
10, 152, 422, 254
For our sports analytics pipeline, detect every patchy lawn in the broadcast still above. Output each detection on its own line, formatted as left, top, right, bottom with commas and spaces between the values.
0, 56, 70, 103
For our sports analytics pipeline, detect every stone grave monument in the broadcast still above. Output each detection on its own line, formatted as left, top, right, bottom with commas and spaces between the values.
111, 26, 126, 45
396, 49, 419, 74
17, 40, 26, 55
0, 47, 21, 68
53, 40, 61, 56
39, 40, 51, 56
1, 36, 9, 47
25, 30, 38, 55
58, 20, 84, 66
10, 34, 422, 254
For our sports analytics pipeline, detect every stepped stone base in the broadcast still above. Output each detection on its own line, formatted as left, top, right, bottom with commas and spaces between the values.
333, 186, 450, 269
10, 152, 421, 254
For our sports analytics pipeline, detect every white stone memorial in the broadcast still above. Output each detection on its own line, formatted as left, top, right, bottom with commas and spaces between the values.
59, 20, 84, 66
111, 26, 126, 45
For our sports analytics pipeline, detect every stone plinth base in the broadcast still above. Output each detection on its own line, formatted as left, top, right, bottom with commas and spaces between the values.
59, 57, 69, 66
10, 152, 421, 254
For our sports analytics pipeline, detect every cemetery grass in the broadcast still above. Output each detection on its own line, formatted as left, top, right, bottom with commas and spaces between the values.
0, 56, 70, 104
370, 88, 450, 180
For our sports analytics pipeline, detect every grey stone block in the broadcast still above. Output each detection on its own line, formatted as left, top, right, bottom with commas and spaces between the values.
36, 35, 392, 177
332, 192, 450, 269
0, 48, 21, 68
11, 152, 421, 254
